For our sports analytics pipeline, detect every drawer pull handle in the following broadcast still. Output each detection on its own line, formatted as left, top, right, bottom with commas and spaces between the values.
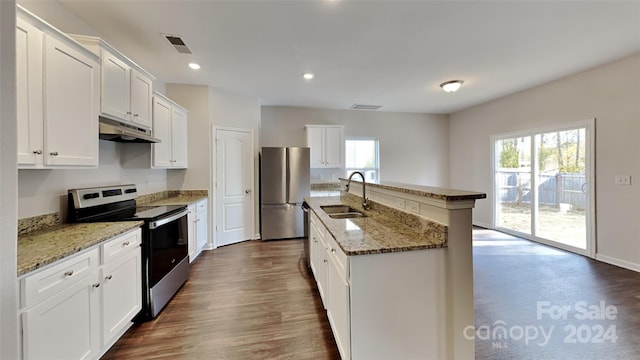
331, 248, 336, 253
64, 270, 74, 277
323, 259, 328, 263
105, 275, 113, 280
122, 241, 130, 246
92, 283, 100, 288
50, 151, 59, 156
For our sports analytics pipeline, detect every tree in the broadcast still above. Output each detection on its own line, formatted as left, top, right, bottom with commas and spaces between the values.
500, 140, 519, 168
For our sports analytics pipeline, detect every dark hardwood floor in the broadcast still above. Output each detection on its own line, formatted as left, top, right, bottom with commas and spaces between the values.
101, 239, 339, 360
102, 232, 640, 359
473, 229, 640, 359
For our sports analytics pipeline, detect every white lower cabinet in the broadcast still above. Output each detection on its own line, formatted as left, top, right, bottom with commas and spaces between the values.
196, 199, 208, 253
327, 250, 350, 360
309, 210, 447, 360
20, 228, 142, 360
309, 212, 328, 307
188, 198, 209, 262
100, 231, 142, 347
22, 255, 101, 360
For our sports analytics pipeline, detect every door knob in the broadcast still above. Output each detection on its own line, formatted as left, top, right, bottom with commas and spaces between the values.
245, 189, 252, 194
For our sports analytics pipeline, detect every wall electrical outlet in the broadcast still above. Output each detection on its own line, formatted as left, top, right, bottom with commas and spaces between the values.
614, 175, 631, 185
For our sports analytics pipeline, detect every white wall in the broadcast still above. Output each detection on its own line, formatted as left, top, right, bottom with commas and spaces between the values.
19, 142, 167, 219
164, 84, 262, 241
165, 84, 210, 190
449, 54, 640, 269
211, 87, 262, 239
14, 2, 170, 220
261, 106, 450, 186
1, 1, 19, 358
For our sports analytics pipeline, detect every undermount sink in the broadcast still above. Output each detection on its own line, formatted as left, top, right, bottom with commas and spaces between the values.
328, 212, 367, 219
321, 205, 366, 219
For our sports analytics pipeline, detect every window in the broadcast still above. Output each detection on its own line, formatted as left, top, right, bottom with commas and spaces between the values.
345, 138, 379, 182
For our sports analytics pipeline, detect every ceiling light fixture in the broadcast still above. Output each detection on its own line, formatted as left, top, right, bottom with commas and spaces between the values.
188, 62, 201, 70
440, 80, 464, 93
302, 72, 315, 80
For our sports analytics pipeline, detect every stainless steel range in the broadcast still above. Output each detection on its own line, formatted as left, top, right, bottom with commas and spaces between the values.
68, 184, 190, 321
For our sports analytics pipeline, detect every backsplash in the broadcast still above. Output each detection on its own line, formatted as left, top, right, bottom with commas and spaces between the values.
18, 213, 60, 236
18, 189, 208, 235
136, 189, 208, 205
340, 192, 448, 244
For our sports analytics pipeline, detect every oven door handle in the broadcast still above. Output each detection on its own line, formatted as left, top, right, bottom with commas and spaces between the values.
149, 209, 189, 229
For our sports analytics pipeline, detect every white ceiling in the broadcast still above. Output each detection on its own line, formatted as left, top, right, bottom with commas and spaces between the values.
56, 0, 640, 114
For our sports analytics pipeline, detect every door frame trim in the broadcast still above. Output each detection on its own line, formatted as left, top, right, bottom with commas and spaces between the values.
211, 125, 255, 248
490, 118, 596, 258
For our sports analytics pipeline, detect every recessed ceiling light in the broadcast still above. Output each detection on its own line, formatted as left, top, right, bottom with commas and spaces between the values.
188, 62, 201, 70
302, 72, 315, 80
440, 80, 464, 93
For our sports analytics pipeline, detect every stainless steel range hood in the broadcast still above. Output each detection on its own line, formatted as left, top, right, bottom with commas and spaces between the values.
99, 116, 160, 143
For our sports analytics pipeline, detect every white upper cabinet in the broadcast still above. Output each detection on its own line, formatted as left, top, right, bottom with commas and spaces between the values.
17, 7, 100, 169
152, 92, 188, 169
130, 69, 153, 129
170, 106, 188, 168
16, 16, 43, 166
305, 125, 344, 168
101, 51, 130, 121
70, 35, 155, 131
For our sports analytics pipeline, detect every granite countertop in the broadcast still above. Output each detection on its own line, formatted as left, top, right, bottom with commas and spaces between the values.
143, 195, 208, 206
339, 178, 487, 201
305, 196, 447, 256
18, 221, 143, 276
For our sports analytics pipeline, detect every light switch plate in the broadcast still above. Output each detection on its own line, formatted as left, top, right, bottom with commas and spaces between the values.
614, 175, 631, 185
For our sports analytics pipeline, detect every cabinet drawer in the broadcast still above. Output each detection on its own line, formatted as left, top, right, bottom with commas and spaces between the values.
327, 234, 348, 280
22, 248, 99, 308
196, 199, 207, 212
101, 229, 141, 264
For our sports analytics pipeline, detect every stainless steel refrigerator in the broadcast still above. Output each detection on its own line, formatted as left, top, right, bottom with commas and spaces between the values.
260, 147, 310, 240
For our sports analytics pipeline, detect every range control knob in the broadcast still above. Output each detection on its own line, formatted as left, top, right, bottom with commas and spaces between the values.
83, 193, 99, 200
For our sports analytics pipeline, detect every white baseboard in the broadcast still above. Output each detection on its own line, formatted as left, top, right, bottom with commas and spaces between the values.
595, 254, 640, 273
254, 233, 261, 240
472, 221, 493, 229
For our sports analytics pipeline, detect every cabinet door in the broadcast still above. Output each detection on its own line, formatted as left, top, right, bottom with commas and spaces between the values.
324, 126, 343, 168
187, 204, 197, 262
129, 69, 153, 130
16, 18, 43, 167
170, 107, 188, 168
328, 256, 351, 360
306, 127, 324, 168
22, 273, 100, 360
151, 96, 172, 168
309, 217, 319, 277
43, 34, 99, 167
196, 200, 208, 252
316, 232, 329, 308
101, 51, 130, 121
101, 249, 141, 346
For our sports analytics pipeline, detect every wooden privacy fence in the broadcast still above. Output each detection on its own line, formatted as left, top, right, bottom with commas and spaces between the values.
496, 170, 586, 210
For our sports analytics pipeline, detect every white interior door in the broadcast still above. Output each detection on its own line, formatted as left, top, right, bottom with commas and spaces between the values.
215, 128, 254, 247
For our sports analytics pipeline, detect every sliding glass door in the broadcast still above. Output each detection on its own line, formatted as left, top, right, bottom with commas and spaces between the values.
493, 120, 595, 257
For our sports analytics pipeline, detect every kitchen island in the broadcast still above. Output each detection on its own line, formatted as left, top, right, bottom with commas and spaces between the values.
305, 180, 485, 360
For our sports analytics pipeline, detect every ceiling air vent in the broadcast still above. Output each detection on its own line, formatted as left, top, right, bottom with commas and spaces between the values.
164, 34, 192, 54
350, 104, 382, 111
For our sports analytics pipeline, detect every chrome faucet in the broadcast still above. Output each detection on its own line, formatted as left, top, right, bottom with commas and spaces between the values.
345, 171, 368, 210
